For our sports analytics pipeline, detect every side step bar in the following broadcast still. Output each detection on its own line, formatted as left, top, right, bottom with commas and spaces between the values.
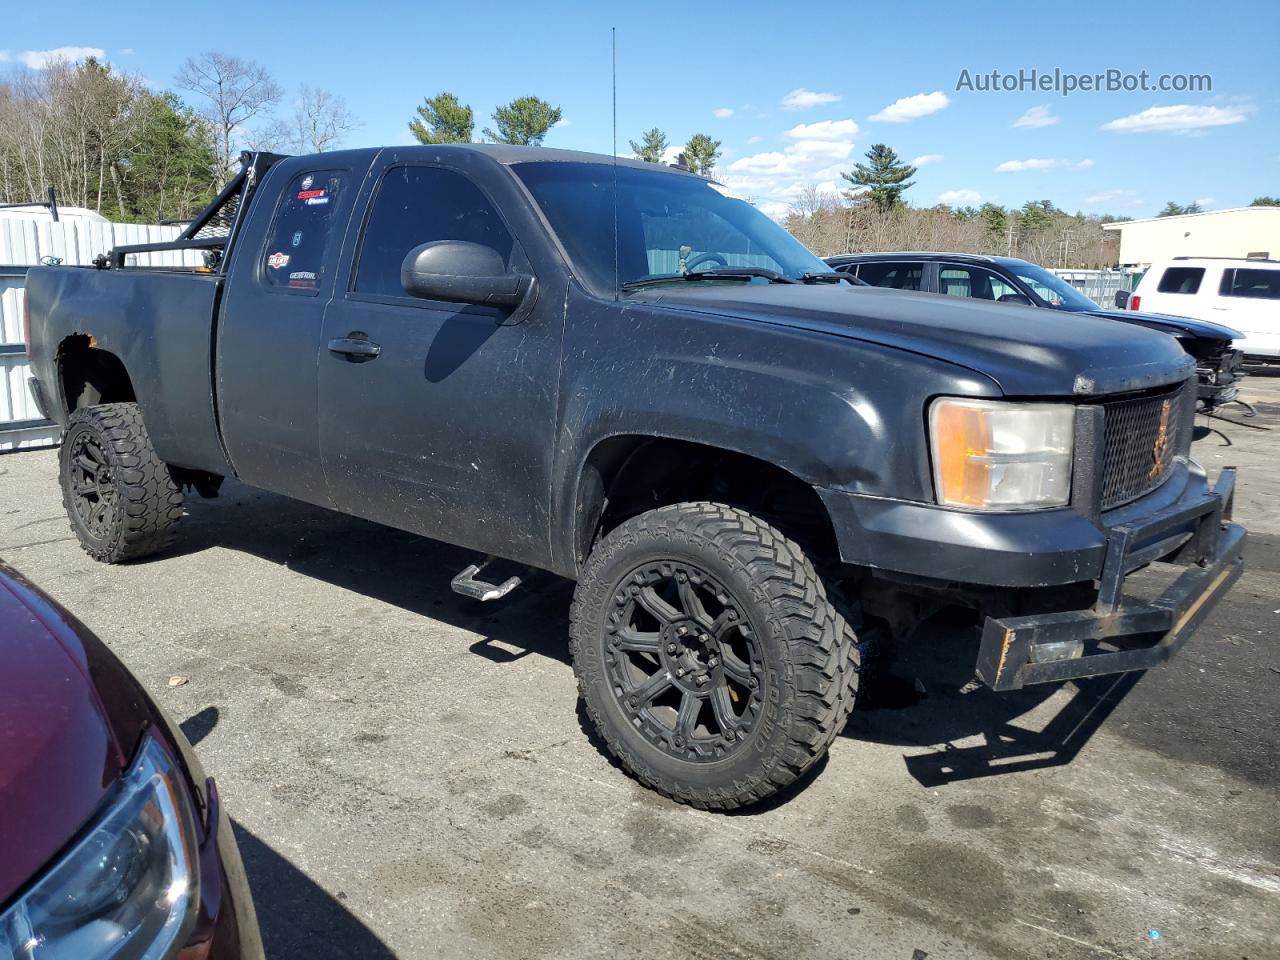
451, 557, 523, 602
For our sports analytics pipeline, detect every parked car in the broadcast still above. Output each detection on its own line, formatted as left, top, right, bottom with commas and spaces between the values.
0, 560, 263, 958
22, 146, 1245, 810
1119, 257, 1280, 362
825, 252, 1244, 412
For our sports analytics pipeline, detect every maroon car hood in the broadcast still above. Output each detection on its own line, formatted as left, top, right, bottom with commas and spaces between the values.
0, 566, 135, 907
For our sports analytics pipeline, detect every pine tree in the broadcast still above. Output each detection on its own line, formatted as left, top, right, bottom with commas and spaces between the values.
841, 144, 916, 212
630, 128, 668, 163
483, 96, 562, 146
1250, 196, 1280, 207
409, 92, 474, 144
683, 133, 721, 175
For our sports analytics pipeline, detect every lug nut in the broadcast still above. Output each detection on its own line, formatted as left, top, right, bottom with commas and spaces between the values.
727, 610, 737, 621
700, 634, 711, 644
677, 625, 689, 636
666, 643, 677, 653
748, 677, 758, 688
676, 668, 685, 677
707, 655, 718, 667
695, 675, 708, 686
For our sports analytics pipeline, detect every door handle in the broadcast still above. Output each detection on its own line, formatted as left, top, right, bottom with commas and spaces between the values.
328, 336, 382, 362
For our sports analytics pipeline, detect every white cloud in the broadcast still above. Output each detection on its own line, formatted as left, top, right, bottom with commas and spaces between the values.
938, 189, 982, 205
661, 145, 683, 164
552, 117, 570, 128
1101, 103, 1251, 134
1012, 104, 1059, 129
784, 118, 859, 141
720, 118, 860, 214
713, 107, 735, 118
747, 135, 763, 144
0, 46, 106, 68
996, 158, 1059, 172
1085, 189, 1144, 209
1195, 196, 1215, 207
912, 153, 943, 167
994, 157, 1094, 173
869, 91, 949, 123
781, 88, 841, 110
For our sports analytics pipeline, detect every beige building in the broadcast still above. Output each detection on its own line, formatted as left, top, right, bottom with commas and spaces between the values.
1102, 206, 1279, 266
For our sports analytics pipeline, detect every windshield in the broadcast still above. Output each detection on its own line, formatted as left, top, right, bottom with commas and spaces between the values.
512, 161, 830, 294
1011, 263, 1099, 311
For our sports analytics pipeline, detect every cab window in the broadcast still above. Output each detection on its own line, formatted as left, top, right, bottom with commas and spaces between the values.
262, 170, 344, 292
856, 261, 923, 290
1156, 267, 1205, 294
938, 266, 1020, 301
354, 165, 513, 298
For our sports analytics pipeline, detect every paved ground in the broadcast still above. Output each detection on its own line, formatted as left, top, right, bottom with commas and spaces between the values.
2, 373, 1278, 960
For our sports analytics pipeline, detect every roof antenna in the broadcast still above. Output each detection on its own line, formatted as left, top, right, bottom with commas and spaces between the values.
612, 25, 620, 301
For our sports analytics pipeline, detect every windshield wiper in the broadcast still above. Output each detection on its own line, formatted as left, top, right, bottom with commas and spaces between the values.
799, 271, 862, 285
622, 267, 798, 291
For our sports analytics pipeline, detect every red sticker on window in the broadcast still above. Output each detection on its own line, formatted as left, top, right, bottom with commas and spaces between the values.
297, 189, 326, 200
266, 252, 289, 269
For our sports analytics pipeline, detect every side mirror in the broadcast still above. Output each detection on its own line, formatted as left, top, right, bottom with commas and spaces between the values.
996, 293, 1033, 306
400, 240, 532, 308
1113, 290, 1130, 309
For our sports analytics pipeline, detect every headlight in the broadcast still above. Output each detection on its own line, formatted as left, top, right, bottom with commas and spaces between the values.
929, 398, 1074, 510
0, 736, 199, 960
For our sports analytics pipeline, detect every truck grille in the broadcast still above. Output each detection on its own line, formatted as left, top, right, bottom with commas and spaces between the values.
1100, 385, 1189, 511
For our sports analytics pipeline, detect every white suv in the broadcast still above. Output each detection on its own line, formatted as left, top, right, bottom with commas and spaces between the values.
1126, 258, 1280, 360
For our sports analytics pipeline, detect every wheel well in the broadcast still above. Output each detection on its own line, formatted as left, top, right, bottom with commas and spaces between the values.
576, 436, 838, 568
58, 338, 135, 412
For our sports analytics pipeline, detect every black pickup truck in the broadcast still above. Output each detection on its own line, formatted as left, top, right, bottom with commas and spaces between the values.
23, 146, 1246, 809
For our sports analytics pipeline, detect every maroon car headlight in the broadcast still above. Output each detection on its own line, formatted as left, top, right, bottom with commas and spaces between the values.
0, 736, 199, 959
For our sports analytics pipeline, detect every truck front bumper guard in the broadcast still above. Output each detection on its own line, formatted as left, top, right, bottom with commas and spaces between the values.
976, 468, 1244, 691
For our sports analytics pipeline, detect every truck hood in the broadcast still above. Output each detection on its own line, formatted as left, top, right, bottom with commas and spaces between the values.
635, 284, 1194, 396
1079, 307, 1241, 343
0, 564, 143, 907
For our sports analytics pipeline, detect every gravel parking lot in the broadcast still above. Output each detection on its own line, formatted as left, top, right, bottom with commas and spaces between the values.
2, 373, 1277, 960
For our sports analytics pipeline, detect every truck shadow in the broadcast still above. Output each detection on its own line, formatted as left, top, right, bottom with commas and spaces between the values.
167, 483, 1134, 793
163, 480, 574, 666
846, 609, 1140, 788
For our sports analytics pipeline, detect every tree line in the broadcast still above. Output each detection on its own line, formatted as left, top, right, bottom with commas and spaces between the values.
0, 51, 356, 223
787, 142, 1111, 268
408, 94, 723, 175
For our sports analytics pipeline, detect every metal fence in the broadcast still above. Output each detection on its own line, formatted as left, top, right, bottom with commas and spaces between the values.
0, 217, 199, 452
1049, 269, 1137, 309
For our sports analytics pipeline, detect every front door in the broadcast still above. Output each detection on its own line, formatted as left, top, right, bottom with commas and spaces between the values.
317, 162, 562, 566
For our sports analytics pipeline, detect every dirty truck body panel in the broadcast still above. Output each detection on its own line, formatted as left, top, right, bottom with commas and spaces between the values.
24, 144, 1243, 695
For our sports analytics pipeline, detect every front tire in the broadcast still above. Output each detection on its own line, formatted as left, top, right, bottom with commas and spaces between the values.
59, 403, 185, 563
570, 502, 861, 810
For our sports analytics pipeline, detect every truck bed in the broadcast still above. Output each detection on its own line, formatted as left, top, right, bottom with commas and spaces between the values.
24, 265, 232, 475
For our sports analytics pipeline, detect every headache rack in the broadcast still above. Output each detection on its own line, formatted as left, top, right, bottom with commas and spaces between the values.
103, 151, 287, 270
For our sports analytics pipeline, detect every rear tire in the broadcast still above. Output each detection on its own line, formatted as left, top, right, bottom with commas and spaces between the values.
59, 403, 184, 563
570, 502, 862, 810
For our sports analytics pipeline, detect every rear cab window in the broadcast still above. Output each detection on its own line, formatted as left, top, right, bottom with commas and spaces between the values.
1219, 267, 1280, 300
856, 261, 924, 290
1156, 266, 1205, 295
261, 169, 346, 293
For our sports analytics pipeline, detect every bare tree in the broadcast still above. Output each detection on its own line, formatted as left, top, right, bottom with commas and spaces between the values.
177, 51, 281, 182
292, 86, 358, 153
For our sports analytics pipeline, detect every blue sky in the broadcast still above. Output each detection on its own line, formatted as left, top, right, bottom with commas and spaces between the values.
3, 0, 1276, 219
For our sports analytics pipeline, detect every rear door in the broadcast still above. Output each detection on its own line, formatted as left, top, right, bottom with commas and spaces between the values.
218, 162, 364, 506
1216, 265, 1280, 357
316, 159, 563, 565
